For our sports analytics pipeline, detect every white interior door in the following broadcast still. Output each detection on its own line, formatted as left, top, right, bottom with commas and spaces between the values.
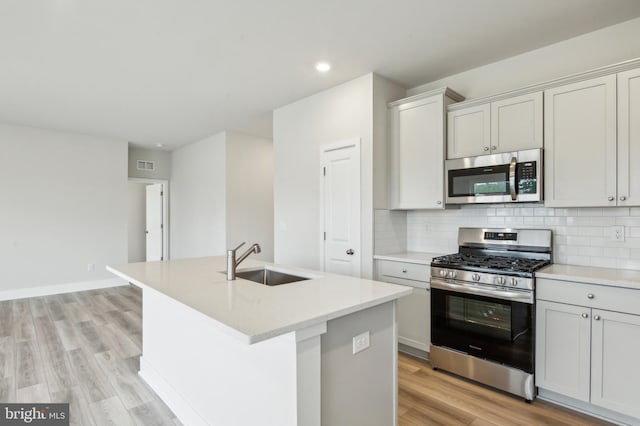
321, 140, 360, 277
146, 183, 164, 261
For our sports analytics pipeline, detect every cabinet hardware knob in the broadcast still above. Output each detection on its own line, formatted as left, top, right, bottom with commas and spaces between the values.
620, 196, 627, 201
346, 249, 354, 255
587, 293, 595, 299
491, 146, 497, 150
436, 200, 442, 205
402, 269, 407, 273
608, 196, 614, 201
581, 313, 589, 318
483, 146, 490, 151
594, 315, 601, 321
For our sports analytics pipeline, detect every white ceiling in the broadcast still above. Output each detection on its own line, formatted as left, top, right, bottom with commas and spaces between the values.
2, 0, 640, 150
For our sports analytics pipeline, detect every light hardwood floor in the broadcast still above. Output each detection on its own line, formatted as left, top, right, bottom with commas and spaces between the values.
0, 285, 179, 425
1, 285, 612, 425
398, 353, 613, 426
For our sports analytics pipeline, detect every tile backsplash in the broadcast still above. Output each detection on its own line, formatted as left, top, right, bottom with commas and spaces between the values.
375, 205, 640, 271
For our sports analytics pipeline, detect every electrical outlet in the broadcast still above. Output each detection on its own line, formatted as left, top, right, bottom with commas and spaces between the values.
352, 331, 370, 354
87, 263, 95, 272
610, 226, 625, 242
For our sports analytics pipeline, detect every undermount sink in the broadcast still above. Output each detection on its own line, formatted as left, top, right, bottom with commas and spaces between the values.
234, 267, 311, 286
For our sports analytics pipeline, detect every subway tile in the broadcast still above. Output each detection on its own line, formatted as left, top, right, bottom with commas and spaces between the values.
615, 217, 640, 227
630, 249, 640, 260
578, 226, 605, 237
566, 217, 590, 226
630, 207, 640, 216
589, 216, 615, 226
496, 208, 511, 217
590, 257, 617, 268
566, 255, 591, 266
603, 247, 629, 258
578, 246, 603, 257
607, 207, 630, 216
487, 217, 505, 225
553, 208, 578, 217
630, 227, 640, 238
616, 258, 640, 270
556, 245, 579, 255
544, 217, 566, 226
565, 236, 591, 246
523, 217, 544, 226
534, 208, 555, 217
554, 235, 567, 245
519, 208, 533, 216
504, 217, 524, 226
578, 208, 603, 217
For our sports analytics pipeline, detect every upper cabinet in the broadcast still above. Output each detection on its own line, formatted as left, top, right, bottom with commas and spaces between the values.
388, 88, 464, 210
447, 91, 543, 159
617, 67, 640, 207
545, 69, 640, 208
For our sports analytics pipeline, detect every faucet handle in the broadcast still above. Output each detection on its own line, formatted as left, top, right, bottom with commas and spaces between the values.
229, 242, 246, 253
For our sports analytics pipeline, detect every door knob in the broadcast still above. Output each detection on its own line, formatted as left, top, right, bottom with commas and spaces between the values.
346, 249, 354, 255
608, 196, 614, 201
483, 146, 490, 151
593, 315, 601, 321
620, 196, 627, 201
581, 313, 589, 319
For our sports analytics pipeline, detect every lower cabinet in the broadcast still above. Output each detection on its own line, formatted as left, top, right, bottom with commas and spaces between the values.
375, 259, 430, 356
536, 278, 640, 420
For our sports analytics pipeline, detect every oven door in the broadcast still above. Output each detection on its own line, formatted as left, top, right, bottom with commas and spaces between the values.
430, 279, 534, 373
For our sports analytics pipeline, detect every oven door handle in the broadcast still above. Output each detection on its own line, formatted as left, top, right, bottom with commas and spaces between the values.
509, 156, 517, 201
431, 279, 533, 304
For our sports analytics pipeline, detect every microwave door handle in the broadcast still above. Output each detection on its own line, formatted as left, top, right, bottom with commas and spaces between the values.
509, 156, 517, 201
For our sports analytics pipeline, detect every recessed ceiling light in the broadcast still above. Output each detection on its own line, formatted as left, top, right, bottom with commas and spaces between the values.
315, 62, 331, 73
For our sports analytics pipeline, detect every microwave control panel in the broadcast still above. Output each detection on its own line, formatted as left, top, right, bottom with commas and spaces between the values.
517, 161, 537, 194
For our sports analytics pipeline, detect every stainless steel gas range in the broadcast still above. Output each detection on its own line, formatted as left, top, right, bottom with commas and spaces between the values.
429, 227, 552, 401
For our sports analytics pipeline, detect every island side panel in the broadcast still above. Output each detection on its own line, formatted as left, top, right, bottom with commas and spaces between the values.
321, 300, 397, 426
139, 287, 299, 426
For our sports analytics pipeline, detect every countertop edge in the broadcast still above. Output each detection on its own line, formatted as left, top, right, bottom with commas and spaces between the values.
373, 252, 443, 265
536, 264, 640, 290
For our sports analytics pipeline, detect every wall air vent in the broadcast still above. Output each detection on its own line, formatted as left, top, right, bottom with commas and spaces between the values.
137, 160, 155, 171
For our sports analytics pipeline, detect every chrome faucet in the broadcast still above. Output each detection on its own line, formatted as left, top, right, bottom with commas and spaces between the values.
226, 242, 261, 280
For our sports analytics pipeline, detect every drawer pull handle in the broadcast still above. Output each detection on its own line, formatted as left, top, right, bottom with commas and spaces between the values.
594, 315, 601, 321
587, 293, 595, 299
581, 313, 589, 319
402, 269, 407, 273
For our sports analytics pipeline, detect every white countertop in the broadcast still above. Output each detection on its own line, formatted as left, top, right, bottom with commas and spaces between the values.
537, 264, 640, 290
107, 257, 412, 344
373, 251, 443, 265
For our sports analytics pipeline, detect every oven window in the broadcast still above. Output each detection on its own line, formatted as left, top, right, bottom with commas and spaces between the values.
449, 166, 509, 197
447, 295, 511, 340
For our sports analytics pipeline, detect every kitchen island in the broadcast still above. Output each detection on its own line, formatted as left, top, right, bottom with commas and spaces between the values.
106, 256, 411, 426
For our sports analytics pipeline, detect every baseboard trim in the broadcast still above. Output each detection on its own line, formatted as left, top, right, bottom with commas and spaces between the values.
139, 356, 208, 426
0, 278, 128, 301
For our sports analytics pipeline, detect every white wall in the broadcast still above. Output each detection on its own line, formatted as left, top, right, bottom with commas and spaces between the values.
225, 132, 274, 261
0, 123, 128, 291
273, 74, 374, 276
170, 131, 274, 261
407, 17, 640, 99
128, 147, 171, 179
128, 182, 147, 262
170, 132, 227, 259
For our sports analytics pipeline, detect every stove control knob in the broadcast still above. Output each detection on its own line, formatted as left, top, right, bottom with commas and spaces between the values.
447, 270, 457, 279
440, 269, 447, 277
472, 274, 480, 282
498, 277, 506, 285
510, 278, 518, 287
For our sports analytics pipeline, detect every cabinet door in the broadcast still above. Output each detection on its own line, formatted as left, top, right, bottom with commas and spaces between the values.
490, 92, 543, 154
447, 104, 490, 159
591, 309, 640, 418
617, 68, 640, 207
390, 95, 445, 209
535, 301, 591, 402
397, 288, 429, 351
544, 75, 617, 207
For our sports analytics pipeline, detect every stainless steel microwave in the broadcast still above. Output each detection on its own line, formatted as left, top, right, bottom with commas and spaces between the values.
445, 148, 543, 204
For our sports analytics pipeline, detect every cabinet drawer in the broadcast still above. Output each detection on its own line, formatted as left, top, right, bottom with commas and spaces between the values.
376, 260, 429, 288
537, 278, 640, 315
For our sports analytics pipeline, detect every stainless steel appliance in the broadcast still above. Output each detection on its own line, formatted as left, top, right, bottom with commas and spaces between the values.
445, 148, 542, 204
430, 227, 552, 401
